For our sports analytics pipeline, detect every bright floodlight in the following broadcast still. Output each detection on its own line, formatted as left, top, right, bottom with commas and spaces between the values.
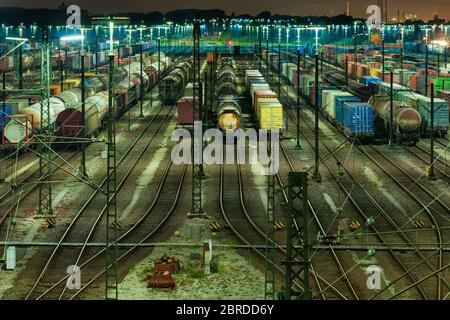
60, 35, 85, 41
6, 37, 28, 42
431, 40, 449, 47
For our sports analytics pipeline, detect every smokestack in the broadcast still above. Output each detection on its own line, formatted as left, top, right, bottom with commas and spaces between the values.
346, 1, 350, 16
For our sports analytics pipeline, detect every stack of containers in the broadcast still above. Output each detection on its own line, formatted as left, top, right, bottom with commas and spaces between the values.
282, 62, 296, 79
321, 90, 356, 120
257, 98, 283, 129
291, 68, 309, 87
246, 70, 283, 130
301, 74, 315, 97
316, 86, 335, 109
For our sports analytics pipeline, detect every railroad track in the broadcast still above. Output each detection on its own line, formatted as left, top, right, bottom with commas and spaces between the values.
280, 85, 449, 299
0, 95, 163, 230
406, 143, 450, 181
0, 62, 181, 229
11, 103, 173, 300
277, 143, 358, 299
35, 159, 188, 300
218, 142, 355, 299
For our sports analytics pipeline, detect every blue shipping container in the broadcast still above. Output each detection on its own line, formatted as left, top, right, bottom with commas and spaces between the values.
361, 76, 381, 87
340, 102, 374, 135
335, 96, 361, 124
0, 105, 13, 131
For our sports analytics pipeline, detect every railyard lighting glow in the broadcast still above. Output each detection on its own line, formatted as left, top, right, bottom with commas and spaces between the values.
431, 40, 449, 47
60, 35, 85, 42
308, 26, 326, 54
5, 36, 28, 42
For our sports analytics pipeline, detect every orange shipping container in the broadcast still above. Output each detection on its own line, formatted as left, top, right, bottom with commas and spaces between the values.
207, 52, 216, 62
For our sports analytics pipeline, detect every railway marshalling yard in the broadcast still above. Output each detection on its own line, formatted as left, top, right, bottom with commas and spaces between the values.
0, 28, 449, 301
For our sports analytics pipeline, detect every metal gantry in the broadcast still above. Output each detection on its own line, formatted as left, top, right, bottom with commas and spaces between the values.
191, 20, 203, 216
37, 26, 53, 217
284, 172, 311, 300
105, 52, 118, 300
265, 133, 276, 300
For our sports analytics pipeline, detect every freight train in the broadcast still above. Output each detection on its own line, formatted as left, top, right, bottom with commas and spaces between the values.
245, 69, 283, 130
273, 51, 446, 144
159, 61, 193, 105
0, 41, 154, 73
216, 58, 241, 131
1, 52, 170, 147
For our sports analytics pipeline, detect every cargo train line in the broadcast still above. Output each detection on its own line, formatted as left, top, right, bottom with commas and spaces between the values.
64, 163, 187, 300
280, 87, 448, 299
0, 52, 183, 229
0, 91, 161, 228
302, 53, 450, 181
21, 104, 174, 300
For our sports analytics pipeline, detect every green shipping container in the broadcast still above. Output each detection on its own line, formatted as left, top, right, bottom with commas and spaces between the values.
434, 78, 450, 94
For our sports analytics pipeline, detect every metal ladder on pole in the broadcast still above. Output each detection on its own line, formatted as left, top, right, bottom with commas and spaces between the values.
265, 133, 276, 299
105, 52, 118, 300
284, 172, 311, 300
37, 27, 53, 218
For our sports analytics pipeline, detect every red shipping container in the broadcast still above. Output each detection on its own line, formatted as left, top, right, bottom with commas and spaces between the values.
409, 75, 419, 91
177, 98, 194, 125
292, 68, 309, 86
357, 63, 369, 78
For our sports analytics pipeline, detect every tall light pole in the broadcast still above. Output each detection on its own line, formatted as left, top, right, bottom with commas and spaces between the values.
137, 26, 146, 118
311, 27, 325, 182
125, 28, 136, 131
424, 27, 431, 97
61, 32, 87, 177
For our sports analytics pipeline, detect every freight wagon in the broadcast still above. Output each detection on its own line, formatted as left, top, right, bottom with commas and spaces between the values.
246, 69, 283, 130
2, 52, 169, 148
159, 61, 192, 105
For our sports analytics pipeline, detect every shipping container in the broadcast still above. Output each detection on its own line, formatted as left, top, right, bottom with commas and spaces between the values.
361, 76, 381, 87
340, 102, 374, 136
177, 97, 195, 125
322, 90, 354, 119
258, 101, 283, 129
335, 95, 361, 124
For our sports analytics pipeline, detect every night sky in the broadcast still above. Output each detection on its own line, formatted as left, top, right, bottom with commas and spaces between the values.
1, 0, 449, 20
